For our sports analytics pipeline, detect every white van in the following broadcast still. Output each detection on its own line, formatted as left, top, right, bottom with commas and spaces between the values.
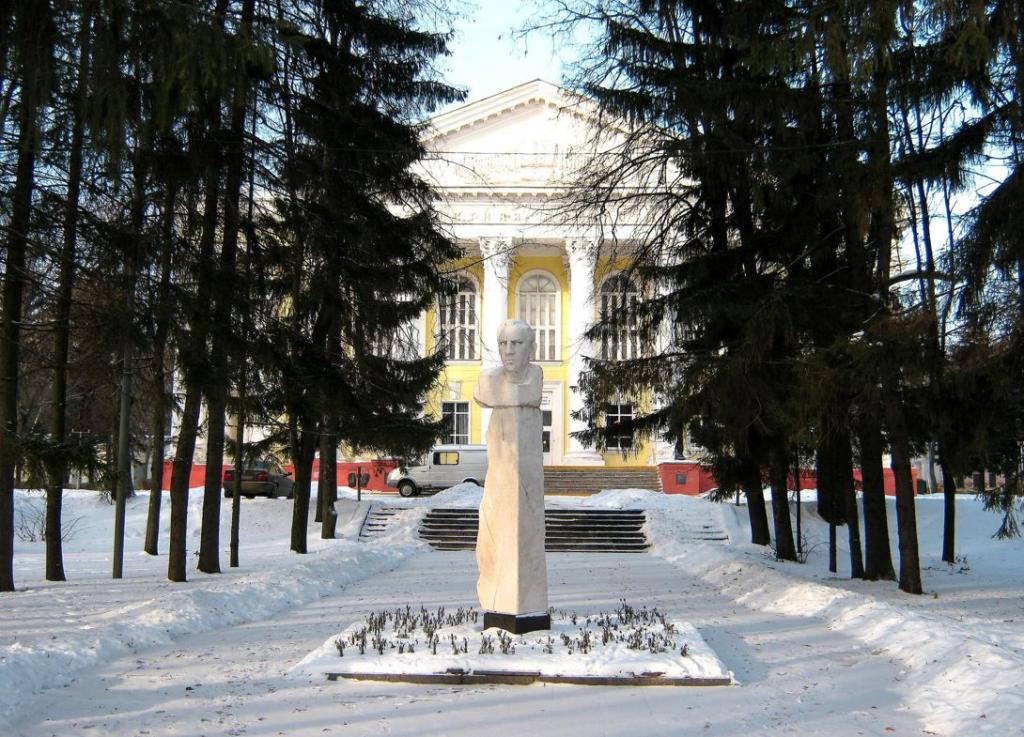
385, 444, 487, 497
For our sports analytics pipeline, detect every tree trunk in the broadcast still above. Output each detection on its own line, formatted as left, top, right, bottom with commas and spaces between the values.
111, 316, 134, 579
858, 406, 895, 580
816, 431, 843, 570
230, 97, 258, 570
198, 0, 253, 576
829, 523, 837, 573
113, 145, 147, 579
180, 67, 224, 577
815, 432, 845, 526
197, 389, 224, 574
107, 411, 118, 497
168, 381, 202, 582
1, 4, 50, 591
290, 423, 318, 554
315, 430, 326, 524
741, 458, 770, 545
166, 161, 218, 582
144, 190, 176, 556
143, 365, 167, 556
793, 453, 802, 560
884, 386, 923, 594
926, 443, 939, 495
940, 457, 957, 563
837, 428, 865, 579
768, 446, 797, 561
320, 417, 338, 539
45, 4, 93, 581
230, 377, 245, 568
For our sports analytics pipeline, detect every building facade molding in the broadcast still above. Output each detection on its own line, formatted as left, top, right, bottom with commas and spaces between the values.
419, 82, 661, 469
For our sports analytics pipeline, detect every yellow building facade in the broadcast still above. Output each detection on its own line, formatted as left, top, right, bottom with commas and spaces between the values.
415, 81, 674, 469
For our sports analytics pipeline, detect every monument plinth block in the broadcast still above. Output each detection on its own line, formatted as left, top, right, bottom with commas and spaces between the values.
474, 319, 550, 616
483, 611, 551, 635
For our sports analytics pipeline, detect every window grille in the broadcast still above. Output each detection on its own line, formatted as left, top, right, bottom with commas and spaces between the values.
438, 277, 478, 361
517, 273, 559, 361
599, 274, 640, 361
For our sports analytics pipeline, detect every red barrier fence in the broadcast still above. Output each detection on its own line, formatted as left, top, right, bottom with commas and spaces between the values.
659, 461, 917, 497
162, 458, 915, 497
160, 459, 399, 492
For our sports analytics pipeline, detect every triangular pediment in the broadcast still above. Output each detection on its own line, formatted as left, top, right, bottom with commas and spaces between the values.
424, 80, 593, 143
420, 80, 618, 193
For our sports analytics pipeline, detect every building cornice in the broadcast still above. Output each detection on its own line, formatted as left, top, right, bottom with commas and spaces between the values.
423, 79, 607, 142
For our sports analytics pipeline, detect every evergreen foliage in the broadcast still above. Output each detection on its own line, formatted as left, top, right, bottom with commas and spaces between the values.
0, 0, 463, 588
555, 0, 1024, 592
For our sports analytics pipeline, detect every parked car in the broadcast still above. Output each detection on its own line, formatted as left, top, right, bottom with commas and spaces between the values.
385, 444, 487, 497
223, 461, 295, 499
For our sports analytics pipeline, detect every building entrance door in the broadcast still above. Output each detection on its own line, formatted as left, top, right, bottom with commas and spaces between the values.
541, 383, 562, 466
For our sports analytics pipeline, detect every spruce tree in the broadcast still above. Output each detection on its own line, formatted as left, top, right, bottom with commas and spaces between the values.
562, 0, 833, 560
266, 0, 463, 554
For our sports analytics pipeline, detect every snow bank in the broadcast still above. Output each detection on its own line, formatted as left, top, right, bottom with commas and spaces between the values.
430, 482, 485, 507
0, 488, 425, 730
575, 487, 697, 510
644, 495, 1024, 736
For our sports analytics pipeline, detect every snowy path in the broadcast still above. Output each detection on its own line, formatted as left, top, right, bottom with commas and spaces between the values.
12, 550, 925, 737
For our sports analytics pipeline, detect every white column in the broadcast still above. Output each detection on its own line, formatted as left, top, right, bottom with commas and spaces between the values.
478, 236, 512, 439
563, 236, 604, 465
479, 236, 512, 365
651, 248, 678, 466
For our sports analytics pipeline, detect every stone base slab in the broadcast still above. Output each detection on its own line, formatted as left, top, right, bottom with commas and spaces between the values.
325, 671, 732, 686
483, 611, 551, 634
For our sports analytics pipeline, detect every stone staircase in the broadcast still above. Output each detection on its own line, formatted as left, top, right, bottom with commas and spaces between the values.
543, 466, 662, 496
418, 508, 650, 553
358, 506, 404, 541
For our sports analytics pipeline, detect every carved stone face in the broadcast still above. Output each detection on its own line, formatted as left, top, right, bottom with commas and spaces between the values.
498, 320, 534, 377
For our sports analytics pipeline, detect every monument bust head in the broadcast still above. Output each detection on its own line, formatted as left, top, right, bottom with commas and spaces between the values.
497, 319, 535, 382
475, 320, 543, 410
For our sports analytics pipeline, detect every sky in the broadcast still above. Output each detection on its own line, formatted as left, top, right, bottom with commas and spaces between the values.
437, 1, 572, 108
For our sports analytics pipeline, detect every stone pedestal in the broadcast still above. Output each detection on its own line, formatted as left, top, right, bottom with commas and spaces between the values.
474, 320, 550, 624
475, 364, 548, 615
483, 611, 551, 635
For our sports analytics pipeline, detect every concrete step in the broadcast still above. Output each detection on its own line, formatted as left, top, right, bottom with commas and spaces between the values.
428, 541, 651, 553
419, 507, 651, 553
358, 506, 413, 541
542, 467, 662, 495
422, 508, 646, 519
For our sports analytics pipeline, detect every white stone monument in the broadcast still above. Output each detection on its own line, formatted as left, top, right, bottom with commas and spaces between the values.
473, 319, 550, 633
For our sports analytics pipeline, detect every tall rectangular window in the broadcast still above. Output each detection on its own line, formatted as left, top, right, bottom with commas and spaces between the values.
517, 273, 559, 361
600, 274, 640, 361
605, 402, 634, 450
439, 277, 478, 361
442, 401, 470, 444
370, 292, 420, 360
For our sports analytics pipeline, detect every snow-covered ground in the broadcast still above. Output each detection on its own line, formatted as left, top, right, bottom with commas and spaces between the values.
2, 484, 1022, 736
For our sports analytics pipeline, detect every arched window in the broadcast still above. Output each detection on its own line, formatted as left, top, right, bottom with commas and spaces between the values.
517, 272, 559, 361
599, 273, 640, 360
438, 276, 479, 361
370, 292, 421, 360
